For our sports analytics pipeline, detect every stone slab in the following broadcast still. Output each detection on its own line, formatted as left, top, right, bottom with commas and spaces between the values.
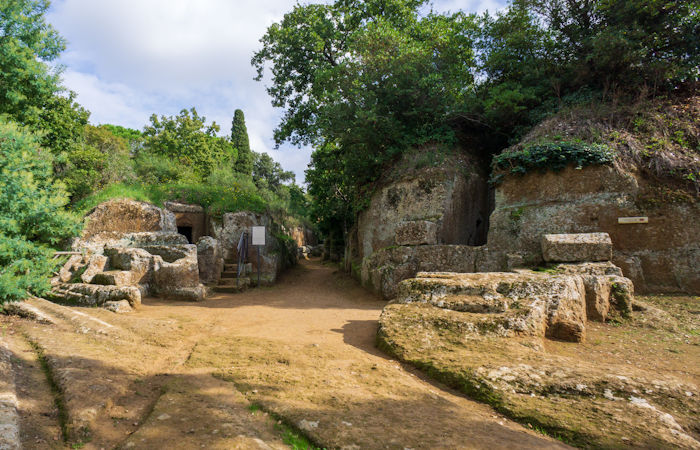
542, 233, 612, 262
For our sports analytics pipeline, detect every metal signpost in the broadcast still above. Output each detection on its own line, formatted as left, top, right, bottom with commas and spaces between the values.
251, 226, 266, 287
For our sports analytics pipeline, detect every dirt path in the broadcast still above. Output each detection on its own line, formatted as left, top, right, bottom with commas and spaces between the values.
2, 259, 568, 449
136, 259, 567, 449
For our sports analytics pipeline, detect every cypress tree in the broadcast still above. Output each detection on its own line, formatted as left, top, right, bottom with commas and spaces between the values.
231, 109, 253, 174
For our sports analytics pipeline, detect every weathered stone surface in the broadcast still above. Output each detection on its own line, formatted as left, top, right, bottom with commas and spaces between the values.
394, 220, 438, 246
196, 236, 223, 286
488, 165, 700, 294
120, 232, 188, 247
555, 261, 623, 277
1, 300, 56, 324
103, 300, 133, 314
348, 150, 490, 268
91, 271, 134, 287
581, 276, 612, 321
361, 245, 482, 299
58, 254, 84, 283
104, 247, 154, 285
609, 275, 634, 319
395, 271, 587, 342
163, 201, 204, 213
0, 341, 20, 450
50, 284, 141, 307
542, 233, 612, 262
140, 244, 194, 263
150, 244, 204, 301
80, 254, 108, 283
211, 211, 297, 284
81, 199, 176, 241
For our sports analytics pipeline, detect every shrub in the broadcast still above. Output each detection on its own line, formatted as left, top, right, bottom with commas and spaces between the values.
490, 141, 615, 184
0, 119, 81, 304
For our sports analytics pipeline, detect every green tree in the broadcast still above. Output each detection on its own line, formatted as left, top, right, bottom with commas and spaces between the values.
0, 119, 81, 304
0, 0, 65, 124
305, 142, 355, 238
251, 152, 295, 192
254, 0, 478, 238
231, 109, 254, 174
142, 108, 236, 179
101, 124, 143, 153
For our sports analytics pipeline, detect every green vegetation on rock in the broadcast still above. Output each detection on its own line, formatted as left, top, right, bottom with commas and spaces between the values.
490, 141, 615, 183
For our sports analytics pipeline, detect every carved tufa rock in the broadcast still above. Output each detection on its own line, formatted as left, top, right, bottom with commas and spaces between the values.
542, 233, 612, 263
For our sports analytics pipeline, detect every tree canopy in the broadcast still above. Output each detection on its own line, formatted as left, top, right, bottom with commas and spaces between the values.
256, 0, 699, 236
142, 108, 237, 178
0, 0, 65, 123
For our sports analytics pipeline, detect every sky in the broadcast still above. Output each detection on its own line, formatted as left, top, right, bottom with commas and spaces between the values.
47, 0, 506, 184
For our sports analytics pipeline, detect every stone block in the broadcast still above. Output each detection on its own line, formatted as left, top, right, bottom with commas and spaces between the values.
396, 271, 587, 342
80, 254, 108, 283
50, 284, 141, 307
197, 236, 223, 286
542, 233, 612, 263
395, 220, 438, 246
91, 271, 134, 287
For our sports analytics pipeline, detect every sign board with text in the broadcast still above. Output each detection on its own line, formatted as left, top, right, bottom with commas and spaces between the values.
252, 226, 266, 246
618, 217, 648, 224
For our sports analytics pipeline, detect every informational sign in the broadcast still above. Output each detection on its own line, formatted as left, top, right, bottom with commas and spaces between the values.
618, 217, 649, 224
252, 226, 266, 246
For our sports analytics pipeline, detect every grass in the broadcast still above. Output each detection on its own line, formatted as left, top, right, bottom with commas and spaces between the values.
72, 181, 269, 217
245, 401, 324, 450
25, 336, 71, 443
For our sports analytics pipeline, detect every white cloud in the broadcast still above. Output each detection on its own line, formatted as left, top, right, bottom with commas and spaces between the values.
47, 0, 506, 183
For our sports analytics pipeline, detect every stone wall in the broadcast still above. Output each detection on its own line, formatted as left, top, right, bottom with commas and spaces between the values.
487, 165, 699, 294
352, 152, 489, 264
211, 211, 297, 284
164, 202, 208, 244
345, 150, 491, 297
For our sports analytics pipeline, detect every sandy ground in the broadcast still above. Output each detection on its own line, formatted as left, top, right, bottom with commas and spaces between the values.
1, 258, 566, 449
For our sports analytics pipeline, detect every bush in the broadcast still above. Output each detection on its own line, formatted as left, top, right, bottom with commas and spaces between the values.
134, 152, 199, 184
0, 119, 81, 304
490, 141, 615, 183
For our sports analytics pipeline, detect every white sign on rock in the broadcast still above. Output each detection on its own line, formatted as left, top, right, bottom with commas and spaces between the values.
252, 226, 266, 246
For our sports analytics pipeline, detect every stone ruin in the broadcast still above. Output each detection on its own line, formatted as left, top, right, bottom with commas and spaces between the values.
50, 198, 304, 312
392, 232, 634, 342
51, 200, 210, 311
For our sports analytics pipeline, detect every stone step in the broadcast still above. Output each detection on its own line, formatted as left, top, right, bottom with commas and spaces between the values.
224, 263, 238, 271
213, 285, 246, 294
221, 271, 238, 278
91, 270, 133, 286
214, 277, 252, 293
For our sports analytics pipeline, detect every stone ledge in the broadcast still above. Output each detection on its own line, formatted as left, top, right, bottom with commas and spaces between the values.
542, 233, 612, 262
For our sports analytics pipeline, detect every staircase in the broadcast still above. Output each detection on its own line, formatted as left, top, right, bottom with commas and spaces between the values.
213, 258, 252, 293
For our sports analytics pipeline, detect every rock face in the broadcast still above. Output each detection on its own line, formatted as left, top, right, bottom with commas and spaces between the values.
211, 211, 297, 284
542, 233, 612, 262
80, 198, 177, 243
196, 236, 224, 286
395, 271, 587, 342
487, 165, 699, 294
346, 150, 491, 297
394, 263, 634, 343
360, 245, 482, 299
164, 201, 207, 244
351, 151, 490, 264
49, 284, 142, 308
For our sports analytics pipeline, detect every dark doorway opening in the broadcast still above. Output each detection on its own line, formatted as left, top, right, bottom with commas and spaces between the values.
178, 226, 193, 244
